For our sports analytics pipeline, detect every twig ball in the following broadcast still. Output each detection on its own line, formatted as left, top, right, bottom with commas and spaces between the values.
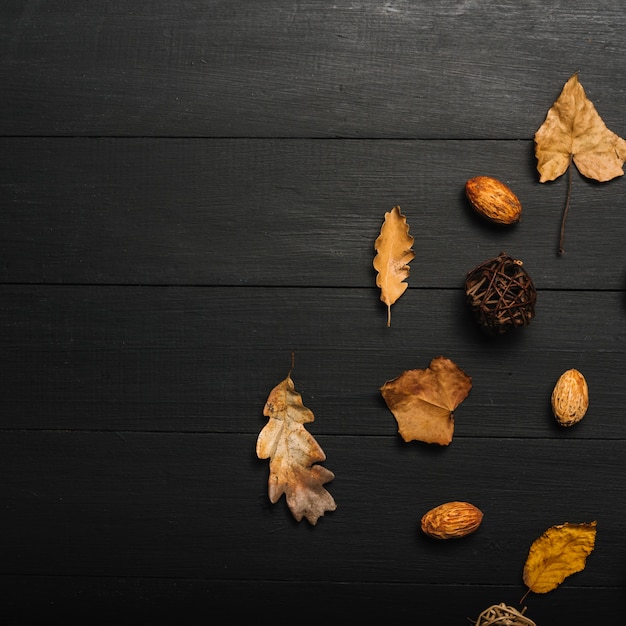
465, 252, 537, 334
473, 603, 536, 626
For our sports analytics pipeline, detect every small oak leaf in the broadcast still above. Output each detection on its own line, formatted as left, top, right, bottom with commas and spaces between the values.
523, 521, 597, 595
373, 205, 415, 327
256, 372, 336, 525
380, 356, 472, 446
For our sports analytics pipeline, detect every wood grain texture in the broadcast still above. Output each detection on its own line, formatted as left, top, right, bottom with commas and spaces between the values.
0, 286, 624, 438
2, 137, 625, 289
1, 578, 623, 623
1, 1, 625, 138
1, 432, 623, 584
1, 1, 625, 623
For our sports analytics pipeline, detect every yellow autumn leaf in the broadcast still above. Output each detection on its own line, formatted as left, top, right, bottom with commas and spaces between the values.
373, 205, 415, 327
523, 521, 597, 595
256, 371, 336, 525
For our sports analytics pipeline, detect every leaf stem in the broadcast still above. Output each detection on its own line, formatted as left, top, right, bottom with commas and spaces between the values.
558, 159, 573, 256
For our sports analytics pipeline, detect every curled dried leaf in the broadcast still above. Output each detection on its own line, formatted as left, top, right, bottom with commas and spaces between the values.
380, 356, 472, 445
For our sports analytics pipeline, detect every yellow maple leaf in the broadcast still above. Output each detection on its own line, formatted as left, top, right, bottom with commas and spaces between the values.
373, 205, 415, 327
522, 521, 597, 595
256, 371, 336, 525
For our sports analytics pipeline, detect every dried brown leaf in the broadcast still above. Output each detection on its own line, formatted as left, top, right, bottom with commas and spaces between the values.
523, 521, 597, 595
534, 73, 626, 254
535, 73, 626, 183
256, 372, 336, 525
373, 205, 415, 327
380, 356, 472, 446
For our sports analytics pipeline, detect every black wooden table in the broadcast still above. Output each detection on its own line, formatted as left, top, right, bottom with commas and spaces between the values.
1, 2, 625, 624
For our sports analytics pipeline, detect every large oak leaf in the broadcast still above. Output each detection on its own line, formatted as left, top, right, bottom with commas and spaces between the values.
373, 205, 415, 327
523, 521, 597, 595
535, 73, 626, 183
380, 356, 472, 445
256, 372, 336, 525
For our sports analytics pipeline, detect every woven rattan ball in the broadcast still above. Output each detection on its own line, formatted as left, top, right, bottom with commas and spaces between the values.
474, 603, 537, 626
465, 252, 536, 334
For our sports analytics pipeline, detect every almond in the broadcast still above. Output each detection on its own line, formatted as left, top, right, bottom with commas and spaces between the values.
420, 501, 483, 540
551, 368, 589, 426
465, 175, 522, 225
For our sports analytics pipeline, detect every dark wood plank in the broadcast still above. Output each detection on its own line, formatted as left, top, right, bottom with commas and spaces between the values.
2, 1, 625, 620
1, 577, 623, 624
2, 138, 625, 289
1, 432, 623, 589
1, 286, 624, 437
1, 1, 625, 138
